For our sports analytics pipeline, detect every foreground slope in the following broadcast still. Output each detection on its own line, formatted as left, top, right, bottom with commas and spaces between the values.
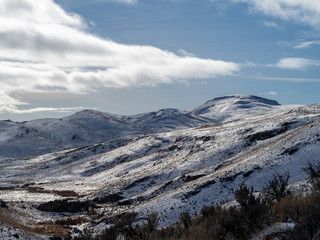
0, 101, 319, 238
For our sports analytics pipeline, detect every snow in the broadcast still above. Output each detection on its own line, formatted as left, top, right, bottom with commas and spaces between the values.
0, 226, 48, 240
250, 222, 295, 240
189, 94, 301, 122
0, 94, 294, 160
0, 95, 319, 238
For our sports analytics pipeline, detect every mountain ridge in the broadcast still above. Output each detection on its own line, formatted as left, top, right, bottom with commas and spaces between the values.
0, 97, 319, 239
0, 95, 295, 160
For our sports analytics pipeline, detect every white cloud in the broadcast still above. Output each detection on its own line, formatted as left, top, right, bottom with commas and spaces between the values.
262, 20, 281, 29
256, 76, 320, 82
259, 91, 278, 96
233, 0, 320, 28
294, 40, 320, 49
275, 58, 320, 70
0, 105, 84, 114
0, 0, 239, 114
178, 49, 195, 57
96, 0, 137, 4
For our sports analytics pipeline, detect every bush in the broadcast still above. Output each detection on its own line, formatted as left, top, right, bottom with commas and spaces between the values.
75, 164, 320, 240
127, 213, 159, 240
95, 212, 137, 240
264, 172, 290, 203
200, 205, 216, 218
304, 162, 320, 190
271, 194, 306, 222
180, 212, 192, 229
235, 185, 268, 230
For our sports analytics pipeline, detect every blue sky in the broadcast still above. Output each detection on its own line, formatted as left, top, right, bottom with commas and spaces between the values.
1, 0, 320, 121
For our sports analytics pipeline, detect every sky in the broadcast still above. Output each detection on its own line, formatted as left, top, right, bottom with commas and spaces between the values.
1, 0, 320, 121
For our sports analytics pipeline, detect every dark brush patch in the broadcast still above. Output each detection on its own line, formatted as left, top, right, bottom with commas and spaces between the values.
38, 200, 94, 213
123, 176, 151, 190
221, 172, 244, 182
183, 174, 206, 183
183, 179, 216, 199
117, 200, 133, 206
0, 200, 7, 208
281, 146, 300, 156
214, 164, 224, 171
93, 193, 124, 204
243, 170, 254, 178
246, 121, 298, 144
197, 136, 215, 142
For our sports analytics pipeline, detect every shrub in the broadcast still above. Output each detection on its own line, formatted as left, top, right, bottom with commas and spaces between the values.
304, 162, 320, 190
95, 212, 137, 240
180, 212, 192, 229
145, 212, 159, 233
235, 185, 268, 228
271, 194, 306, 222
200, 205, 216, 218
127, 213, 159, 240
264, 172, 290, 203
280, 192, 320, 239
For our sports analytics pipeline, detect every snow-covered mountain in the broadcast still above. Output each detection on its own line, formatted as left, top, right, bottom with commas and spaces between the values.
1, 95, 318, 239
0, 110, 143, 160
0, 95, 292, 160
189, 94, 296, 122
121, 108, 212, 132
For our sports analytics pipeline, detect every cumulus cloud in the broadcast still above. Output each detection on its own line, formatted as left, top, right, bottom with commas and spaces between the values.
275, 58, 320, 70
0, 0, 239, 114
233, 0, 320, 28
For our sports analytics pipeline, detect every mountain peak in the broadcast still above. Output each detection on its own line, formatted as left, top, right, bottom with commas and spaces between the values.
190, 95, 281, 121
205, 94, 280, 106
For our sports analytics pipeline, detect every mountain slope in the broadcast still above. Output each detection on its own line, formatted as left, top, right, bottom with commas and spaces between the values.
189, 94, 297, 122
0, 103, 319, 237
0, 110, 144, 160
122, 108, 213, 132
0, 95, 289, 160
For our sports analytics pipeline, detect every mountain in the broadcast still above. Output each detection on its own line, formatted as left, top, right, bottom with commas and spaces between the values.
0, 110, 144, 160
0, 96, 319, 239
0, 95, 288, 160
189, 94, 296, 122
121, 108, 213, 132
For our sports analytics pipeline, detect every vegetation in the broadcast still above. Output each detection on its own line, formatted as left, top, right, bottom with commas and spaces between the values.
73, 164, 320, 239
264, 171, 290, 203
304, 162, 320, 191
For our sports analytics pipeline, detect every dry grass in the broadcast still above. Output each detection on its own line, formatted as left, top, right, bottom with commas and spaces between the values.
0, 206, 71, 239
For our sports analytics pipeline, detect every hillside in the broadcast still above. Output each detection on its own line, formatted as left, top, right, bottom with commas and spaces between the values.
0, 95, 293, 160
0, 96, 319, 239
189, 94, 294, 122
